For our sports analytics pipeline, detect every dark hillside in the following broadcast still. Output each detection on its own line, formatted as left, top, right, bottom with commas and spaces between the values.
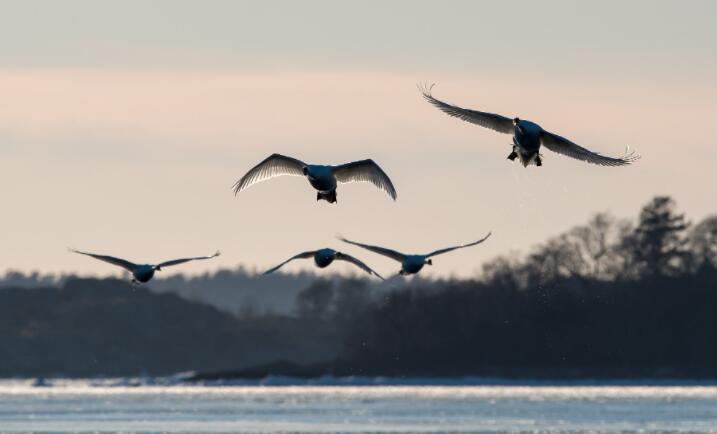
0, 278, 339, 376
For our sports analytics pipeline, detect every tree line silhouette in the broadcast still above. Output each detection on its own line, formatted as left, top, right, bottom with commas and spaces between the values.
1, 195, 716, 378
290, 196, 717, 378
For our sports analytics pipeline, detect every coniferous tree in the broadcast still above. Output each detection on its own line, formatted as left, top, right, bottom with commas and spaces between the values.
626, 196, 690, 277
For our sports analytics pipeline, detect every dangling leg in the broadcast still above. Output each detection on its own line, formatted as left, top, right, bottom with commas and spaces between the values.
325, 190, 337, 204
316, 192, 322, 201
535, 155, 542, 166
507, 151, 518, 161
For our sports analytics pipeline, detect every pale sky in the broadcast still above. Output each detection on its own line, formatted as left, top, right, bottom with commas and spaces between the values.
1, 1, 716, 279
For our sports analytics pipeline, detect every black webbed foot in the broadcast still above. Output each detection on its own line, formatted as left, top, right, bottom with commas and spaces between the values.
507, 151, 518, 161
535, 156, 542, 166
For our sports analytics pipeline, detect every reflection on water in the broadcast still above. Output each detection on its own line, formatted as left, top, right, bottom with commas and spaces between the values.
1, 380, 716, 432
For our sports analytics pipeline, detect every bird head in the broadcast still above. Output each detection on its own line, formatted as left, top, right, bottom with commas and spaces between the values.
426, 259, 433, 266
513, 117, 520, 126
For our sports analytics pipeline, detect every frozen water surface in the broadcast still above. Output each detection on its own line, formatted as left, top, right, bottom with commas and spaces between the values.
0, 379, 716, 432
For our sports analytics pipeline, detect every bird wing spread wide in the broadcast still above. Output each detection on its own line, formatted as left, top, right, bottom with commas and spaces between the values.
425, 232, 492, 258
419, 84, 515, 134
156, 251, 221, 268
70, 249, 137, 272
233, 154, 307, 194
338, 237, 406, 262
540, 131, 640, 166
263, 251, 316, 275
332, 160, 397, 200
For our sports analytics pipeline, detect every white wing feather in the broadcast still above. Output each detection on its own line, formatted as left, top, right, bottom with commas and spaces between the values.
233, 154, 307, 194
332, 160, 397, 200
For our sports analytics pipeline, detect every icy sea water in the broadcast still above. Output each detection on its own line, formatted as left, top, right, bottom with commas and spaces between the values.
1, 380, 717, 433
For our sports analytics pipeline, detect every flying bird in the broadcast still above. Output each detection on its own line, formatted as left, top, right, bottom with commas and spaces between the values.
264, 248, 384, 280
420, 84, 639, 167
69, 249, 221, 285
338, 233, 491, 276
233, 154, 397, 203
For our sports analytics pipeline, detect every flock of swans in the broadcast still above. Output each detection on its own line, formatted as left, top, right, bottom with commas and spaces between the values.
71, 85, 639, 283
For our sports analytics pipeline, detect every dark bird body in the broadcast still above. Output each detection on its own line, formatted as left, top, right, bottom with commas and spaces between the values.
131, 264, 156, 283
313, 248, 337, 268
512, 120, 543, 165
304, 165, 339, 203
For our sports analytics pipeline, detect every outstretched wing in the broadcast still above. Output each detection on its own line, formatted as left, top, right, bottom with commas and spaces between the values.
69, 249, 137, 272
338, 236, 406, 263
335, 252, 385, 280
156, 251, 221, 269
233, 154, 307, 195
425, 232, 492, 258
263, 251, 316, 275
540, 131, 640, 167
332, 159, 397, 200
419, 84, 515, 134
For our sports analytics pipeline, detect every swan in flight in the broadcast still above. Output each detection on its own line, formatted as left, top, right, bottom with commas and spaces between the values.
420, 84, 639, 167
233, 153, 397, 203
69, 249, 220, 285
264, 248, 384, 280
338, 233, 491, 276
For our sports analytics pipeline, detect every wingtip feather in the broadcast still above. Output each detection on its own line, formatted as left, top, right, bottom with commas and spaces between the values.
417, 81, 436, 98
622, 146, 641, 164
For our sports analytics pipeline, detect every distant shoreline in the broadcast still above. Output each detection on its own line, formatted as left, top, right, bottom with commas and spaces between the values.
4, 374, 717, 388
